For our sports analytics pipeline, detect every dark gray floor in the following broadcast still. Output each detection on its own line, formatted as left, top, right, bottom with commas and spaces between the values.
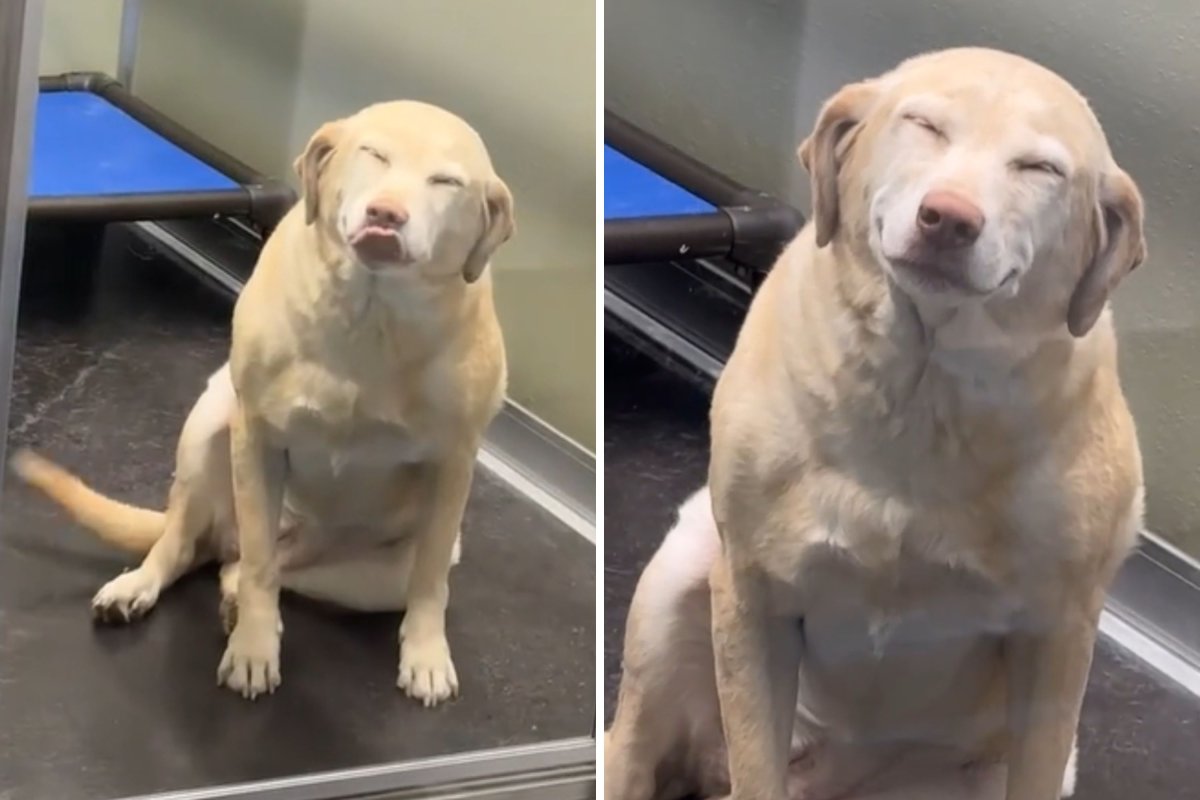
0, 228, 594, 800
603, 336, 1200, 800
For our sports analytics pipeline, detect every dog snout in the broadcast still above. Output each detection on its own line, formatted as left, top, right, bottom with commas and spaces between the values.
916, 190, 984, 249
365, 198, 409, 229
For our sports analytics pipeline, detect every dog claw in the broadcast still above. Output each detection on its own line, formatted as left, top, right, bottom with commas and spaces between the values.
218, 619, 282, 699
92, 569, 161, 625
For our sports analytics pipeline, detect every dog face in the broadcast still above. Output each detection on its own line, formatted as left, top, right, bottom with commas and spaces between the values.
800, 48, 1145, 337
294, 101, 515, 284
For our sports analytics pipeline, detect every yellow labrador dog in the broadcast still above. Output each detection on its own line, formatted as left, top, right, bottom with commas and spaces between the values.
607, 48, 1145, 800
12, 100, 514, 705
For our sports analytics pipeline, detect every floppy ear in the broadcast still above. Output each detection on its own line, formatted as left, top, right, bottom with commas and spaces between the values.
798, 80, 881, 248
462, 177, 515, 283
293, 120, 345, 226
1066, 167, 1146, 337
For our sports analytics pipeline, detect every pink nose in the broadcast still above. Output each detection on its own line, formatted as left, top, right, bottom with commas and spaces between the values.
365, 199, 409, 229
916, 190, 984, 249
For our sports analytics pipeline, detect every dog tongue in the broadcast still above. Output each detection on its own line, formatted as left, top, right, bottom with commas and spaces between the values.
352, 228, 402, 263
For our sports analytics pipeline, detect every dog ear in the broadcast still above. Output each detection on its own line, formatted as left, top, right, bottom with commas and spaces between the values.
798, 80, 880, 248
462, 177, 515, 283
1067, 167, 1146, 337
293, 120, 345, 226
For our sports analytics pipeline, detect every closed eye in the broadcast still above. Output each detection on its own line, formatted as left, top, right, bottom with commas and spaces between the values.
360, 145, 389, 165
429, 174, 465, 187
902, 112, 946, 139
1015, 159, 1065, 177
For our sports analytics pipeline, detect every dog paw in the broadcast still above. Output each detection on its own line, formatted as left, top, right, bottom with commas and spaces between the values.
217, 618, 281, 699
397, 634, 458, 707
92, 568, 161, 624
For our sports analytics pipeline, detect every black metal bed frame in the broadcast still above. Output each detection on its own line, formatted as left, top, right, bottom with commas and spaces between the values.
31, 72, 295, 231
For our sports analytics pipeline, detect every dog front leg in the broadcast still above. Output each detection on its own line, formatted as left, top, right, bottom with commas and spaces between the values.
711, 553, 802, 800
1004, 590, 1102, 800
217, 407, 286, 699
397, 450, 474, 707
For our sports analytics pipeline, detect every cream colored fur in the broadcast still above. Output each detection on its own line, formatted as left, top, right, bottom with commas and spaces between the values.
606, 48, 1145, 800
12, 100, 514, 705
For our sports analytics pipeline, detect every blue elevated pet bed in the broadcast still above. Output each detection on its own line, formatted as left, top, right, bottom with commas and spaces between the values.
603, 112, 800, 267
28, 73, 293, 228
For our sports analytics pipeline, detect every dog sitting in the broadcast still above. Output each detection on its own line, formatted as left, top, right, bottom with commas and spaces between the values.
14, 100, 515, 705
606, 47, 1145, 800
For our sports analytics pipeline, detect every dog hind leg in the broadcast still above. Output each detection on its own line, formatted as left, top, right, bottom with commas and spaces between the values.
92, 366, 234, 623
92, 477, 214, 623
607, 487, 728, 800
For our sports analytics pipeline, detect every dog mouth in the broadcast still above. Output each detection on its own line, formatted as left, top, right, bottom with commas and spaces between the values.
888, 256, 982, 294
350, 226, 412, 266
886, 256, 1015, 298
872, 214, 1017, 298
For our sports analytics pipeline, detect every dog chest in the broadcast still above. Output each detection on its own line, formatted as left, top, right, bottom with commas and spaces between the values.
286, 430, 430, 477
788, 545, 1018, 741
254, 356, 437, 439
280, 426, 432, 529
798, 544, 1019, 646
255, 365, 438, 477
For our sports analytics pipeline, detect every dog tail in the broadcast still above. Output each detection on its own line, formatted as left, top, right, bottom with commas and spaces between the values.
9, 448, 165, 554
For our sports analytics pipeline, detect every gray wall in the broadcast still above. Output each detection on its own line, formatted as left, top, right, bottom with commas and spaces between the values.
38, 0, 121, 75
608, 0, 1200, 555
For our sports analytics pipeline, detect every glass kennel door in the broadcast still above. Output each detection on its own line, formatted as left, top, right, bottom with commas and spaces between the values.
0, 1, 596, 798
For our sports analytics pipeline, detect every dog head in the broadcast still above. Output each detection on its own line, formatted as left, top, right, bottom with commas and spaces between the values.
293, 100, 515, 284
799, 47, 1145, 337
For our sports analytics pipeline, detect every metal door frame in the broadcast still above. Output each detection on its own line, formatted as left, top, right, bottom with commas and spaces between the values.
0, 0, 42, 487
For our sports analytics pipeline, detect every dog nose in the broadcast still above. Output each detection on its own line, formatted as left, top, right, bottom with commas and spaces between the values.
916, 190, 984, 248
365, 199, 409, 229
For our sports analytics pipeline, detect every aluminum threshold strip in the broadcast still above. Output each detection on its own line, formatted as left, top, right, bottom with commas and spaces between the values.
134, 219, 243, 295
112, 738, 595, 800
1103, 530, 1200, 697
134, 220, 596, 541
482, 399, 595, 536
693, 256, 753, 295
1100, 609, 1200, 698
604, 287, 723, 380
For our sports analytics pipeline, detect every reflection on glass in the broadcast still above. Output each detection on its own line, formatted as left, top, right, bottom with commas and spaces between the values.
0, 1, 595, 798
